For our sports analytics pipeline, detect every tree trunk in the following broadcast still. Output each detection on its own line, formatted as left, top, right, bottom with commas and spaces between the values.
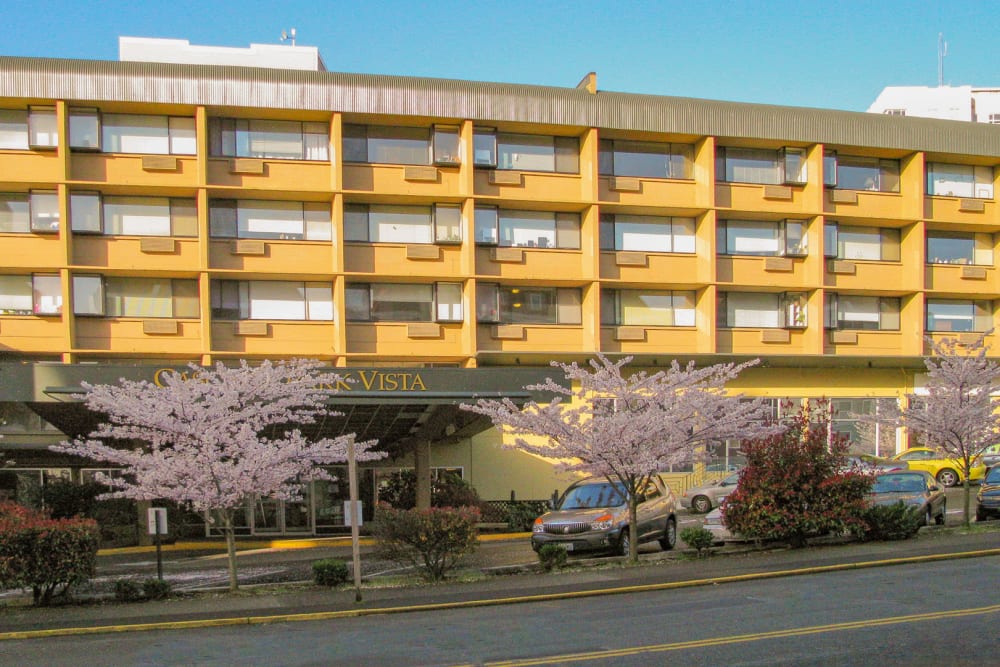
627, 497, 639, 563
222, 510, 239, 592
414, 440, 432, 510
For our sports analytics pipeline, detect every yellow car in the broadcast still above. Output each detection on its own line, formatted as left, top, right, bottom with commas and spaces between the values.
890, 447, 986, 487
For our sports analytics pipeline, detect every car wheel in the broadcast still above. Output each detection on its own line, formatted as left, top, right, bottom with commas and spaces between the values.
976, 508, 987, 522
691, 495, 712, 514
936, 469, 959, 487
935, 501, 946, 526
659, 517, 677, 551
617, 529, 631, 557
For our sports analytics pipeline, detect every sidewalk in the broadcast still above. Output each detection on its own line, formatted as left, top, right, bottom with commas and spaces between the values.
3, 528, 1000, 640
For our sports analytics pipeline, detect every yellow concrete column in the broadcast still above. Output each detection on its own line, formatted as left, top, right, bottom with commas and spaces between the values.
579, 127, 599, 204
694, 136, 716, 210
330, 113, 343, 193
900, 152, 925, 221
698, 284, 717, 354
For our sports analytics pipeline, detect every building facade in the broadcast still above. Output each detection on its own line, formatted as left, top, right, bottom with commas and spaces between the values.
2, 42, 1000, 534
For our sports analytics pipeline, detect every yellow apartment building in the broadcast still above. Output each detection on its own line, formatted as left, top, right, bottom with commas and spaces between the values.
2, 40, 999, 534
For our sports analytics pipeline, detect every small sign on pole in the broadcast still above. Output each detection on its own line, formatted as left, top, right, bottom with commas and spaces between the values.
343, 501, 363, 527
147, 507, 168, 581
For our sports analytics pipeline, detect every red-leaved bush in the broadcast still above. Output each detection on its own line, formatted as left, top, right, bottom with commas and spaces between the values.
721, 401, 873, 547
0, 501, 100, 605
371, 504, 480, 581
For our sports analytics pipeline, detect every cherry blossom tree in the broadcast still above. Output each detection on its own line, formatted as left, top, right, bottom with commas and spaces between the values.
463, 355, 781, 561
898, 333, 1000, 526
52, 359, 384, 590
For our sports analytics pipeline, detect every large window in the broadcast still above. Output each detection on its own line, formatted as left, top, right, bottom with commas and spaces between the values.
825, 294, 900, 331
926, 163, 994, 199
601, 289, 696, 327
0, 274, 61, 315
925, 299, 992, 332
68, 110, 196, 154
716, 147, 807, 185
718, 219, 807, 256
210, 200, 331, 241
343, 124, 459, 166
926, 231, 993, 266
344, 204, 461, 244
211, 280, 332, 321
0, 191, 60, 233
0, 107, 57, 150
477, 284, 581, 325
718, 291, 807, 328
824, 153, 900, 192
599, 214, 695, 253
70, 194, 197, 237
474, 208, 580, 248
346, 282, 462, 322
824, 223, 900, 261
828, 397, 898, 457
598, 139, 693, 179
208, 118, 329, 161
473, 129, 579, 173
73, 276, 198, 318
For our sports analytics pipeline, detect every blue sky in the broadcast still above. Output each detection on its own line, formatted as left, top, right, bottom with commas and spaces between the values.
4, 0, 999, 112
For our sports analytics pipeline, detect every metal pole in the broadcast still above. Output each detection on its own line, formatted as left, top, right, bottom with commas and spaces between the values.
348, 437, 362, 602
154, 511, 163, 581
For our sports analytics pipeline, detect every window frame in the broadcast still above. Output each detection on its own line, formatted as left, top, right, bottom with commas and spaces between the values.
345, 282, 463, 323
0, 273, 62, 316
718, 291, 808, 329
476, 283, 582, 325
599, 214, 696, 254
600, 288, 697, 327
717, 219, 807, 257
472, 129, 579, 174
824, 293, 901, 331
474, 207, 580, 249
209, 199, 331, 241
208, 117, 330, 161
925, 298, 993, 333
597, 139, 694, 180
210, 279, 333, 321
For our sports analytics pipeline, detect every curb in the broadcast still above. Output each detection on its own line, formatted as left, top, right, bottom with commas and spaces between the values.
4, 546, 1000, 641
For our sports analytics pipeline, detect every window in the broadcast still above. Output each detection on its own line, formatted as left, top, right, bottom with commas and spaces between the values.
926, 299, 992, 332
74, 276, 198, 318
926, 231, 993, 266
883, 109, 906, 116
472, 128, 579, 173
210, 200, 331, 241
0, 107, 57, 149
477, 284, 582, 325
70, 194, 198, 237
346, 282, 462, 322
824, 223, 900, 261
718, 219, 807, 256
828, 397, 897, 456
0, 274, 61, 315
0, 403, 61, 434
598, 139, 693, 179
718, 291, 807, 328
343, 124, 458, 166
211, 280, 332, 321
599, 214, 695, 253
926, 163, 994, 199
0, 191, 59, 233
824, 152, 900, 192
990, 114, 1000, 125
68, 108, 100, 150
99, 114, 196, 154
209, 118, 328, 161
344, 204, 460, 244
474, 207, 580, 248
825, 294, 900, 330
601, 289, 696, 326
716, 147, 807, 185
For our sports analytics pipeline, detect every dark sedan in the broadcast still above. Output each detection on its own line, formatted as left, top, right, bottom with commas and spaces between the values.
870, 470, 946, 526
976, 465, 1000, 521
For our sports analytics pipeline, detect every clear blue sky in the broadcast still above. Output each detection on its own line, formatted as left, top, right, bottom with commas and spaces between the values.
4, 0, 999, 112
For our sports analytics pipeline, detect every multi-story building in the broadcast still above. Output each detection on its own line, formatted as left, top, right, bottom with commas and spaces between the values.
3, 39, 1000, 534
868, 84, 1000, 123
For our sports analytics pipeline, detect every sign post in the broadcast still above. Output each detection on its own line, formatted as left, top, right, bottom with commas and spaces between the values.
147, 507, 168, 581
347, 437, 363, 602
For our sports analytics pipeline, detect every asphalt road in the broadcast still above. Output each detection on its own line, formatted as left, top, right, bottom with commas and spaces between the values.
4, 555, 997, 666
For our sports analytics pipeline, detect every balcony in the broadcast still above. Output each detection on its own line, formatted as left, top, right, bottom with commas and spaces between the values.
344, 243, 463, 277
207, 158, 331, 193
598, 177, 699, 210
474, 170, 584, 203
345, 322, 465, 355
823, 190, 905, 221
0, 150, 62, 184
476, 324, 586, 352
211, 320, 336, 356
0, 317, 67, 353
2, 234, 64, 269
475, 248, 585, 281
823, 330, 905, 356
342, 164, 461, 197
924, 264, 999, 295
716, 256, 808, 288
715, 183, 809, 215
599, 252, 699, 284
824, 260, 909, 292
600, 326, 700, 354
715, 328, 811, 355
924, 196, 997, 227
69, 154, 199, 188
74, 237, 200, 271
209, 240, 334, 274
74, 318, 202, 354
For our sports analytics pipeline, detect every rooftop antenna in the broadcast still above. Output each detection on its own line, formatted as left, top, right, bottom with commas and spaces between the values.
938, 32, 947, 86
281, 28, 297, 47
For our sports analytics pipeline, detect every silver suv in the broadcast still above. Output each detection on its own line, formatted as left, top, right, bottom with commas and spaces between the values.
530, 474, 677, 555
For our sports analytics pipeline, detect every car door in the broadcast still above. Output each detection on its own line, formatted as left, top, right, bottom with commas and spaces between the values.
636, 478, 667, 542
897, 450, 935, 476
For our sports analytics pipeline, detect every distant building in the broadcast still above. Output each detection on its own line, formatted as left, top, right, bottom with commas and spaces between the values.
868, 85, 1000, 124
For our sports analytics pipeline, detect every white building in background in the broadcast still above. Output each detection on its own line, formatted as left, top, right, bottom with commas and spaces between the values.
868, 85, 1000, 124
119, 36, 326, 71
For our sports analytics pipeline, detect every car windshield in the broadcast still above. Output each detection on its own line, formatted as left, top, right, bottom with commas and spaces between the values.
559, 482, 627, 509
873, 474, 925, 494
986, 468, 1000, 484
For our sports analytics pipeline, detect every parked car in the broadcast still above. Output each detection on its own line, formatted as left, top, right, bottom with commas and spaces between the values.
976, 465, 1000, 521
843, 454, 908, 473
680, 472, 740, 514
530, 474, 677, 555
888, 447, 986, 487
869, 470, 946, 526
982, 450, 1000, 469
702, 507, 733, 544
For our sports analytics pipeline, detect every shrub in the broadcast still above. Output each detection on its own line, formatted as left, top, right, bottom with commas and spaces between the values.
378, 470, 482, 511
859, 502, 923, 541
680, 526, 717, 557
0, 502, 100, 605
537, 544, 568, 572
722, 401, 873, 548
142, 578, 172, 600
371, 504, 480, 581
506, 501, 548, 532
312, 558, 350, 587
113, 578, 143, 602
